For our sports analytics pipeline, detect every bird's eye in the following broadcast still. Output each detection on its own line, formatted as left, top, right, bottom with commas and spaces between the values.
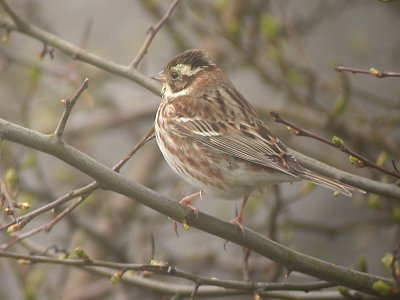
171, 71, 179, 80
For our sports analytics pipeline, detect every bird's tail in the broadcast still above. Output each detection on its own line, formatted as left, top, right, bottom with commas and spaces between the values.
300, 171, 365, 197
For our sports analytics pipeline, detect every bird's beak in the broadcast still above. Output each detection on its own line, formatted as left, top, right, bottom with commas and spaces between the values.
151, 70, 166, 83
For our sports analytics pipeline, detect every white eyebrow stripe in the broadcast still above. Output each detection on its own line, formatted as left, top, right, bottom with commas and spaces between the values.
174, 64, 203, 77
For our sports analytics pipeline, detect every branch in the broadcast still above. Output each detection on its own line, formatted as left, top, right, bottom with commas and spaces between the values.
130, 0, 181, 68
2, 192, 90, 250
271, 111, 400, 180
1, 251, 381, 299
335, 65, 400, 79
54, 78, 89, 138
0, 118, 396, 297
0, 4, 160, 95
0, 126, 155, 242
112, 125, 155, 173
0, 182, 97, 232
292, 149, 400, 200
0, 251, 337, 293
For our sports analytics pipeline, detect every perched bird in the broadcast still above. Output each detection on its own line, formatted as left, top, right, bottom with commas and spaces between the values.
152, 49, 364, 229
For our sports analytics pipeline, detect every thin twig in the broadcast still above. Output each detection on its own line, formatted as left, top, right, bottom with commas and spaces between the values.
113, 126, 155, 173
190, 281, 201, 300
44, 195, 87, 233
54, 78, 89, 138
270, 111, 400, 180
335, 65, 400, 78
0, 127, 154, 244
268, 185, 282, 242
130, 0, 181, 68
241, 247, 251, 281
0, 178, 16, 221
0, 11, 160, 95
0, 182, 98, 232
0, 250, 337, 293
1, 194, 89, 250
392, 240, 400, 286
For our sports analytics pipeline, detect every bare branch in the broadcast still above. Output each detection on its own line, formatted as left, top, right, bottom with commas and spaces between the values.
271, 111, 400, 180
0, 251, 340, 293
0, 7, 160, 95
0, 178, 16, 221
392, 240, 400, 286
0, 126, 154, 246
1, 194, 89, 250
130, 0, 181, 69
0, 182, 98, 232
335, 65, 400, 78
0, 118, 396, 296
54, 78, 89, 138
113, 126, 155, 173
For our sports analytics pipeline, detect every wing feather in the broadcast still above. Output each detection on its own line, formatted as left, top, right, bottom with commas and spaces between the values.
173, 118, 301, 177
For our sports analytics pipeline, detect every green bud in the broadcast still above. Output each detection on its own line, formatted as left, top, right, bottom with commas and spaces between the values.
16, 202, 31, 210
331, 136, 345, 149
287, 126, 299, 136
338, 286, 351, 297
182, 220, 190, 231
18, 259, 32, 265
71, 247, 91, 262
381, 253, 393, 269
358, 255, 368, 272
372, 280, 391, 296
110, 272, 122, 285
370, 67, 381, 77
349, 155, 365, 168
150, 259, 168, 267
7, 223, 21, 234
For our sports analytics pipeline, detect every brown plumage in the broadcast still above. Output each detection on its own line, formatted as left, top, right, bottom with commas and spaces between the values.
153, 49, 364, 228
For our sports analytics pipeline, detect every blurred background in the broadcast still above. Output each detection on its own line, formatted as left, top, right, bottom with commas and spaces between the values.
0, 0, 399, 299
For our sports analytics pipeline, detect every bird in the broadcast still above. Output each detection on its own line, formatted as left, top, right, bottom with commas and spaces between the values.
152, 49, 364, 230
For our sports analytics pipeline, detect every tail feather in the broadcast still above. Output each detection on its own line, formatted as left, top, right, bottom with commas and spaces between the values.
300, 171, 365, 197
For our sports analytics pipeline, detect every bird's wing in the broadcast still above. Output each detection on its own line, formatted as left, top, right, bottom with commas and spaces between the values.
171, 117, 304, 177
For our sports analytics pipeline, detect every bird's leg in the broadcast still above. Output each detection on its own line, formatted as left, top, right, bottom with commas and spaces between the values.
179, 190, 202, 217
231, 194, 249, 234
173, 191, 203, 238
